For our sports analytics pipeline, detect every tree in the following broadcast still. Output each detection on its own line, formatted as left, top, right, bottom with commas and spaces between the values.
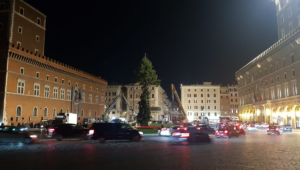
136, 55, 160, 126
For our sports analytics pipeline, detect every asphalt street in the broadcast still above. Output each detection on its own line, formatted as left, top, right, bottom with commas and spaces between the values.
1, 129, 300, 170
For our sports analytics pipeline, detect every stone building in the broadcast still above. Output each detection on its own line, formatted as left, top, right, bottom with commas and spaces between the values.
236, 0, 300, 128
0, 0, 107, 125
181, 82, 221, 124
220, 85, 239, 118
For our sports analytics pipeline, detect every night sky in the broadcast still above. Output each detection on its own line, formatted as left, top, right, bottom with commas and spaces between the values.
25, 0, 278, 97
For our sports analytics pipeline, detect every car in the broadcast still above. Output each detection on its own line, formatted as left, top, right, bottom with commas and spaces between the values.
235, 125, 246, 135
267, 126, 283, 135
0, 126, 37, 144
88, 123, 141, 143
282, 124, 292, 131
159, 127, 172, 136
260, 123, 269, 129
172, 127, 211, 143
47, 124, 89, 141
196, 124, 216, 138
215, 126, 240, 139
247, 124, 257, 131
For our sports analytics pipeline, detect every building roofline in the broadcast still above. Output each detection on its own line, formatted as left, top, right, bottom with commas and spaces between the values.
20, 0, 47, 17
0, 43, 107, 85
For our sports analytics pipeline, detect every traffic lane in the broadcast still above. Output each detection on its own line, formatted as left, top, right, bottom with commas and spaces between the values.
1, 133, 300, 170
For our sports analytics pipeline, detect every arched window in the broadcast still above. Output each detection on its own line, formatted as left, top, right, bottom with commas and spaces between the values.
81, 110, 84, 117
88, 110, 91, 117
52, 108, 56, 117
43, 108, 48, 117
66, 109, 69, 113
60, 109, 63, 113
33, 107, 38, 117
95, 111, 97, 117
16, 106, 22, 116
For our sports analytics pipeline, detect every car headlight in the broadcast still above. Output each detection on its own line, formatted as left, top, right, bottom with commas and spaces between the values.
30, 135, 37, 138
138, 131, 143, 135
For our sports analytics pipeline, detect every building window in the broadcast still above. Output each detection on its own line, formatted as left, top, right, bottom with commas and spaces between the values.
278, 88, 282, 98
152, 94, 154, 98
293, 84, 298, 95
283, 59, 286, 67
130, 94, 132, 98
207, 94, 210, 97
293, 70, 295, 76
62, 79, 64, 84
152, 87, 154, 90
36, 35, 39, 42
82, 93, 85, 102
60, 109, 63, 113
17, 41, 21, 48
55, 77, 58, 82
34, 84, 40, 96
95, 95, 98, 104
215, 113, 217, 116
20, 67, 24, 74
207, 89, 209, 92
16, 106, 22, 116
90, 86, 92, 91
37, 17, 41, 25
46, 75, 49, 81
83, 85, 85, 89
208, 112, 210, 116
52, 108, 56, 117
66, 109, 69, 113
280, 15, 284, 24
36, 72, 40, 78
60, 89, 65, 99
208, 106, 210, 109
68, 81, 71, 85
188, 106, 191, 109
289, 23, 293, 32
231, 99, 233, 102
18, 26, 22, 33
17, 80, 25, 94
44, 86, 50, 97
285, 86, 289, 97
292, 55, 295, 63
188, 100, 190, 103
53, 87, 58, 98
33, 107, 37, 117
214, 94, 216, 97
194, 94, 197, 97
89, 94, 92, 103
214, 100, 216, 103
194, 100, 197, 103
278, 76, 280, 82
67, 90, 71, 100
281, 29, 285, 38
194, 106, 198, 109
19, 7, 24, 15
0, 3, 5, 10
214, 106, 217, 109
284, 73, 287, 79
96, 88, 98, 92
76, 83, 78, 87
201, 100, 203, 103
235, 99, 237, 102
44, 108, 48, 117
271, 78, 273, 84
188, 89, 190, 91
81, 110, 84, 117
35, 49, 39, 54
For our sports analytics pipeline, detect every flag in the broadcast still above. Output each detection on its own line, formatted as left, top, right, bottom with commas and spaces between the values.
254, 92, 257, 102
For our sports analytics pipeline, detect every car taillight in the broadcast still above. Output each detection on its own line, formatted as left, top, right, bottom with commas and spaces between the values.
180, 133, 190, 138
63, 116, 66, 119
276, 128, 278, 131
240, 126, 243, 129
196, 127, 201, 131
89, 129, 94, 135
267, 128, 269, 131
184, 127, 187, 130
224, 130, 228, 133
177, 128, 180, 130
163, 128, 167, 130
216, 130, 218, 133
172, 132, 180, 136
48, 128, 55, 133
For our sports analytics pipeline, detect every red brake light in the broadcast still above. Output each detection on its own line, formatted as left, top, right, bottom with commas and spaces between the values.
163, 128, 167, 130
224, 130, 228, 133
180, 133, 190, 138
196, 127, 201, 131
177, 128, 180, 130
172, 132, 180, 136
216, 130, 218, 132
48, 128, 55, 133
276, 128, 278, 131
63, 116, 66, 119
267, 128, 269, 131
184, 127, 187, 130
89, 129, 94, 135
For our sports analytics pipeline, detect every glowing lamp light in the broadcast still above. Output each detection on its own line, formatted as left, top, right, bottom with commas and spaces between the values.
257, 109, 260, 116
266, 109, 271, 116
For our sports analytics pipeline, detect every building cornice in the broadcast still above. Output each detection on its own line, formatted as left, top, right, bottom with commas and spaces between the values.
14, 12, 46, 30
19, 0, 47, 17
0, 43, 107, 87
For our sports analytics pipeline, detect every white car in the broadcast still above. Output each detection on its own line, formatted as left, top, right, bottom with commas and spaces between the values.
260, 123, 269, 129
159, 127, 172, 136
247, 124, 257, 131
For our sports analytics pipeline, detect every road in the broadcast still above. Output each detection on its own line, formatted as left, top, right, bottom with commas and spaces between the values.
1, 129, 300, 170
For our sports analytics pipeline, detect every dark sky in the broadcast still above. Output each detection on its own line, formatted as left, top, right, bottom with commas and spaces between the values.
26, 0, 278, 97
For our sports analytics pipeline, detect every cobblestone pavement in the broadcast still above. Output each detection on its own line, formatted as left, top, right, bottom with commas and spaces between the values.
1, 129, 300, 170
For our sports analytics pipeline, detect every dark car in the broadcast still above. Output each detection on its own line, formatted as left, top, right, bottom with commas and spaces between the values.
88, 123, 141, 143
172, 127, 210, 143
47, 124, 89, 141
0, 126, 37, 144
196, 124, 216, 138
267, 126, 283, 135
215, 126, 240, 139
